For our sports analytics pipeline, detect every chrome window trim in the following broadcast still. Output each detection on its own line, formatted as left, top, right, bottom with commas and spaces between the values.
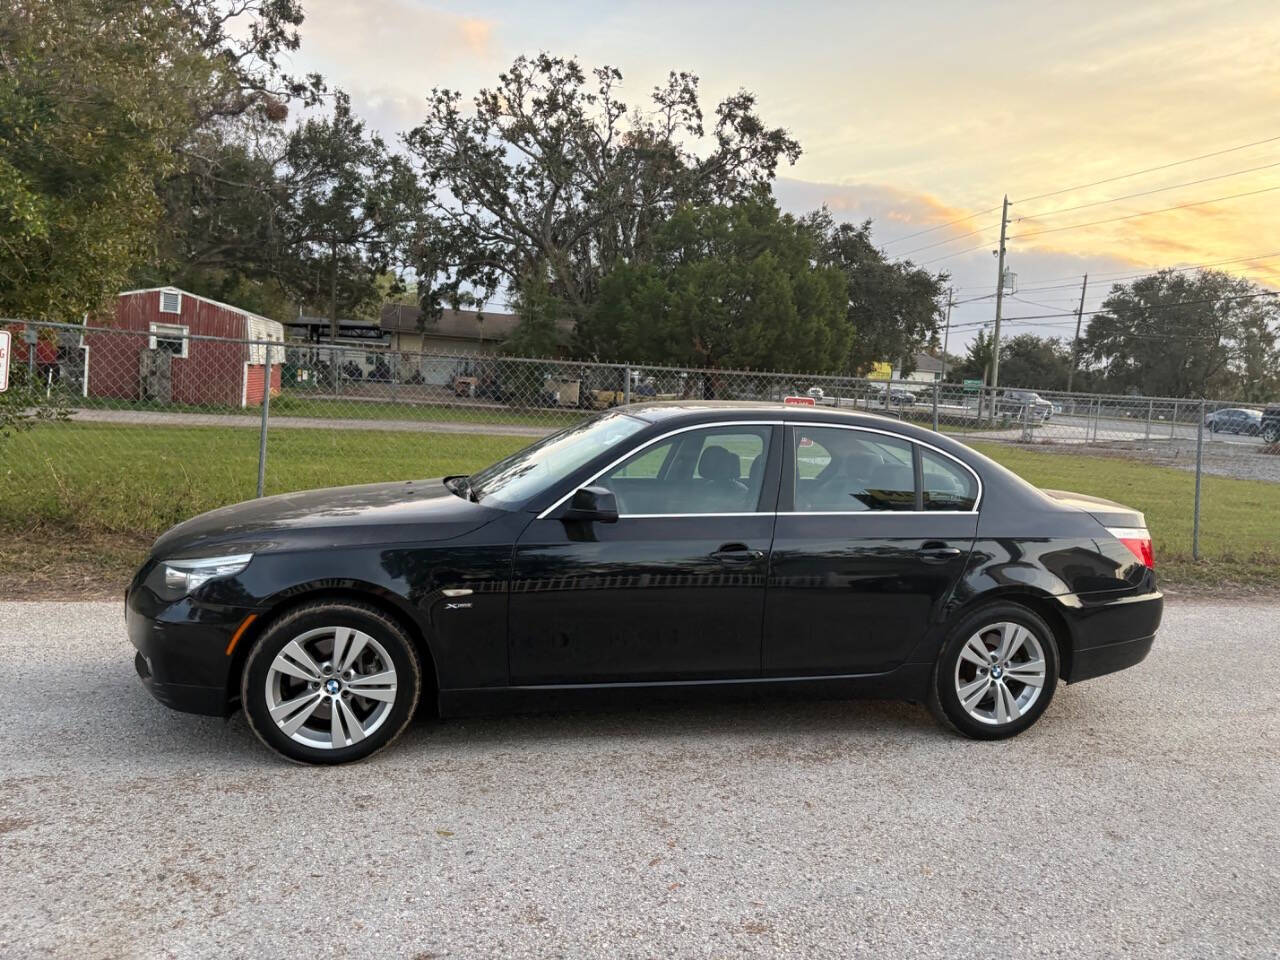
536, 420, 783, 520
788, 421, 983, 516
617, 512, 771, 519
773, 509, 979, 519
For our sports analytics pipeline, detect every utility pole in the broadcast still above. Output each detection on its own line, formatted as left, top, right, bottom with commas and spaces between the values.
989, 195, 1010, 391
940, 288, 954, 382
1065, 273, 1089, 395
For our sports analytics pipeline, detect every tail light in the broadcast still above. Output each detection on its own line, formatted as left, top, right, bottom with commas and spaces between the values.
1107, 526, 1154, 568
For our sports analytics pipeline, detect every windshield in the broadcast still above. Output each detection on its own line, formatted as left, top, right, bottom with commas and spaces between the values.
467, 412, 648, 508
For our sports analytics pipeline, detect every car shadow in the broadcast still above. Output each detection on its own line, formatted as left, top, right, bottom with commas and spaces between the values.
402, 691, 946, 755
12, 657, 967, 773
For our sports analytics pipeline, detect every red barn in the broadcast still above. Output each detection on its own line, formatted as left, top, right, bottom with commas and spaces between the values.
85, 287, 284, 407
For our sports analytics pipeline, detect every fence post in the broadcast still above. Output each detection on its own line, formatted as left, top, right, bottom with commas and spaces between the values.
1192, 399, 1205, 560
883, 378, 891, 415
932, 382, 940, 432
256, 344, 273, 498
623, 365, 631, 405
1145, 399, 1153, 441
1021, 395, 1032, 443
1091, 398, 1100, 442
1171, 400, 1178, 439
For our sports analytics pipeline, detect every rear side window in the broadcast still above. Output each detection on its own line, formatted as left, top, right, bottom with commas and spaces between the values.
921, 450, 978, 511
792, 427, 915, 512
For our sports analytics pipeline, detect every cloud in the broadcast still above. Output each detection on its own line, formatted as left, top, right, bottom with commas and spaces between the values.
290, 1, 498, 137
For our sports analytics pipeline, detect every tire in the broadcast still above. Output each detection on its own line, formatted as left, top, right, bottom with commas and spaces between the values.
927, 602, 1060, 740
241, 600, 422, 765
1264, 425, 1280, 444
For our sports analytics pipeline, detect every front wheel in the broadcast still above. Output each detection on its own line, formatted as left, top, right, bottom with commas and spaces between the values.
928, 603, 1060, 740
241, 600, 422, 764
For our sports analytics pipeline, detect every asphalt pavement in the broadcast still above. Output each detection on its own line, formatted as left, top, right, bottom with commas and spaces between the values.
1, 600, 1277, 959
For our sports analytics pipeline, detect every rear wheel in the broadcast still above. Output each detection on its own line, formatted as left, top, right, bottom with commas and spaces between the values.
241, 600, 422, 764
1264, 424, 1280, 444
928, 603, 1060, 740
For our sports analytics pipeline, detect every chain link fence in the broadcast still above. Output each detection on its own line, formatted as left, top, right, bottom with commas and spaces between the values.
3, 320, 1277, 569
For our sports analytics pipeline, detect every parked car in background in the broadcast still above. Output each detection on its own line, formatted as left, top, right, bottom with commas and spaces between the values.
1261, 405, 1280, 443
1203, 408, 1262, 436
995, 389, 1054, 421
126, 401, 1161, 763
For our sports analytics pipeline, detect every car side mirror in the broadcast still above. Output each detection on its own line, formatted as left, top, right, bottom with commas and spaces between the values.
562, 485, 619, 523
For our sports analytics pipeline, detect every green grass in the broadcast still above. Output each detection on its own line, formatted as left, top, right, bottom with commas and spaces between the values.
1, 421, 1276, 594
59, 389, 584, 428
1, 422, 526, 535
268, 393, 576, 427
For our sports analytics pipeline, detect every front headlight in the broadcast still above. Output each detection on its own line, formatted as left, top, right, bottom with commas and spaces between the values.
162, 554, 253, 594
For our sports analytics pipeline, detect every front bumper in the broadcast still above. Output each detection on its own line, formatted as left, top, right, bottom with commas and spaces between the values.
126, 562, 259, 717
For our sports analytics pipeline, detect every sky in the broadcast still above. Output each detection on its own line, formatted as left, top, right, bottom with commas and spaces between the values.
285, 0, 1280, 350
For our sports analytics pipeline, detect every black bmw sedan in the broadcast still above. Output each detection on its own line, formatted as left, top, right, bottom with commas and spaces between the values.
127, 402, 1162, 764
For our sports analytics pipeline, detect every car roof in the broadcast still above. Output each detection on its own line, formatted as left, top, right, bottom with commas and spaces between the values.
618, 400, 939, 436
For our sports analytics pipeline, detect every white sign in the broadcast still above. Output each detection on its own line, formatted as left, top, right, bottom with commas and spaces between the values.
0, 330, 10, 393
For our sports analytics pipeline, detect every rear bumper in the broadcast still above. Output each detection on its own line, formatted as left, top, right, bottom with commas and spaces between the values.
1059, 589, 1162, 684
1067, 633, 1154, 683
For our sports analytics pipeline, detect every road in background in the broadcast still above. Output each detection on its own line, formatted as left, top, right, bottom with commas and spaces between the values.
1, 600, 1276, 959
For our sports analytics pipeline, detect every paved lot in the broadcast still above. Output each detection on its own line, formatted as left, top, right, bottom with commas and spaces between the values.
1, 600, 1277, 959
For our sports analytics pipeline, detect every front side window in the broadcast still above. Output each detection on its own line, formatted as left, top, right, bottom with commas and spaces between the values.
469, 411, 647, 508
792, 427, 915, 512
595, 425, 771, 515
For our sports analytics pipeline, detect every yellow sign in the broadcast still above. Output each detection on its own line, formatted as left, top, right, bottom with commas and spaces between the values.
866, 362, 893, 381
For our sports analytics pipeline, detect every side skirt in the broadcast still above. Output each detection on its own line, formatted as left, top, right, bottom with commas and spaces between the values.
437, 663, 934, 719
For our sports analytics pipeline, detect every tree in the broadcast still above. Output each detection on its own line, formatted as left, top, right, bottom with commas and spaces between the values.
979, 334, 1073, 390
502, 274, 567, 358
808, 214, 946, 375
403, 54, 801, 324
955, 330, 995, 385
1, 0, 319, 323
582, 197, 850, 371
0, 0, 197, 321
280, 91, 419, 339
1085, 270, 1279, 398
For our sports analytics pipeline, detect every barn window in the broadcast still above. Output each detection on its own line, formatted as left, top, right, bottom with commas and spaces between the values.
149, 322, 189, 358
159, 289, 182, 314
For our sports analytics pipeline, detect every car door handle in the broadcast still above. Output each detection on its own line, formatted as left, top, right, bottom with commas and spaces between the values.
710, 543, 765, 563
918, 543, 962, 563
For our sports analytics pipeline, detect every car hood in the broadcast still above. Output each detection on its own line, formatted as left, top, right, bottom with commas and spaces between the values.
151, 478, 506, 559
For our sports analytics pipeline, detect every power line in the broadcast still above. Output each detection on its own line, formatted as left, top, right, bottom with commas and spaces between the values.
1009, 184, 1280, 241
878, 204, 1003, 246
1009, 294, 1070, 311
893, 223, 1000, 258
947, 289, 1279, 331
1009, 251, 1280, 292
1014, 159, 1280, 223
1012, 133, 1280, 204
917, 241, 995, 266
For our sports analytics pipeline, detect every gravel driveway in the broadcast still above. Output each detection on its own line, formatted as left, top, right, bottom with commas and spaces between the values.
1, 600, 1276, 959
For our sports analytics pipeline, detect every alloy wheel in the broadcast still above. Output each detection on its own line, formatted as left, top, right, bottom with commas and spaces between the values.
265, 626, 398, 749
952, 621, 1047, 726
